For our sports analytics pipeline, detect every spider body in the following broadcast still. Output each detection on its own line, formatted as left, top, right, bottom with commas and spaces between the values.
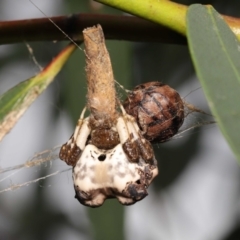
59, 26, 158, 207
73, 143, 157, 207
59, 108, 158, 207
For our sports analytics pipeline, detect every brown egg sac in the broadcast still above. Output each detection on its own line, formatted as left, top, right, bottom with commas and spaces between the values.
123, 81, 184, 143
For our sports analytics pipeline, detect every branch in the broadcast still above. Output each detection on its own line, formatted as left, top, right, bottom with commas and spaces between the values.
1, 4, 239, 46
0, 14, 186, 45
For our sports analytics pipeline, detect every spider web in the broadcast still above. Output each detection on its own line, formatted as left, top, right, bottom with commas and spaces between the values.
0, 109, 216, 194
0, 145, 71, 194
0, 42, 216, 193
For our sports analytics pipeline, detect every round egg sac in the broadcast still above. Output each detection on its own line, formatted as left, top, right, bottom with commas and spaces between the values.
123, 81, 184, 143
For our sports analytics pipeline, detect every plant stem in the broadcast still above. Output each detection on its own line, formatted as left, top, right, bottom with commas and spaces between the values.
0, 14, 186, 45
0, 10, 240, 45
95, 0, 187, 35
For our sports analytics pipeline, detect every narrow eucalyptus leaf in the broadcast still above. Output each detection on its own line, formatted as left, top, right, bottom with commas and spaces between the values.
0, 43, 76, 141
187, 5, 240, 162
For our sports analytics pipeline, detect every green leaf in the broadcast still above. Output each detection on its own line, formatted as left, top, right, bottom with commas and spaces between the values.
186, 5, 240, 162
0, 43, 76, 141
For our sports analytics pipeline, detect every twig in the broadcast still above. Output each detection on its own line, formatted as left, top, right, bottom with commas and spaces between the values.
0, 14, 186, 45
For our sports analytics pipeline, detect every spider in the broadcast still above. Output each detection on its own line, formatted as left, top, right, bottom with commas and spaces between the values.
59, 25, 160, 208
59, 104, 158, 207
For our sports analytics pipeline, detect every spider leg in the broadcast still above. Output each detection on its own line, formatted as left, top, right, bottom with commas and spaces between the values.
116, 114, 139, 162
117, 105, 154, 162
59, 107, 91, 166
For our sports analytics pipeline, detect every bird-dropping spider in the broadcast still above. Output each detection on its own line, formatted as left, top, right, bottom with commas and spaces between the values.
59, 25, 158, 207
